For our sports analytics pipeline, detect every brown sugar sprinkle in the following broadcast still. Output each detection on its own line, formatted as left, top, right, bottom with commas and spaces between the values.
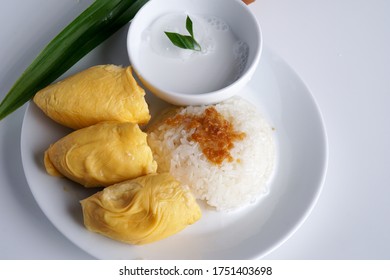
165, 107, 246, 165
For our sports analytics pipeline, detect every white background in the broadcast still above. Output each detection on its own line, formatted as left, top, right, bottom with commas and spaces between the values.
0, 0, 389, 259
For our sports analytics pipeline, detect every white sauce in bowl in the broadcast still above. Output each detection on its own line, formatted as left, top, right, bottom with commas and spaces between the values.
138, 13, 249, 94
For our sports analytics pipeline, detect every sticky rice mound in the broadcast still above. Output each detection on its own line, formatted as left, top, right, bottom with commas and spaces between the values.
147, 97, 276, 211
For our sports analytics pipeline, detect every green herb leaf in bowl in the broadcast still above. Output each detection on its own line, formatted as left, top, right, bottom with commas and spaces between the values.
164, 16, 201, 51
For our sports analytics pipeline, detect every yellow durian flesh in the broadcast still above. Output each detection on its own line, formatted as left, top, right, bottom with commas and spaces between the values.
80, 173, 201, 245
44, 121, 157, 187
33, 65, 150, 129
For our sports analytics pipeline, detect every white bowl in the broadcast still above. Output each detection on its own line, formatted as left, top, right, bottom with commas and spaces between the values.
127, 0, 262, 105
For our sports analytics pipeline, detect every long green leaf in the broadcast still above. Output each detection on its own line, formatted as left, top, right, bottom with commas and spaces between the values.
0, 0, 149, 120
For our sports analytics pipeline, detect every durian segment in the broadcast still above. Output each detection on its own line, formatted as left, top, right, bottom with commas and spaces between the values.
80, 173, 202, 245
33, 65, 150, 129
44, 121, 157, 187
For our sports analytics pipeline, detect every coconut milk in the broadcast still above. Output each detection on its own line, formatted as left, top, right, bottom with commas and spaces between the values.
138, 13, 249, 94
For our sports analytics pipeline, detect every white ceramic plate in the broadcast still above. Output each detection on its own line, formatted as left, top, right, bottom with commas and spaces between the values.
21, 47, 328, 259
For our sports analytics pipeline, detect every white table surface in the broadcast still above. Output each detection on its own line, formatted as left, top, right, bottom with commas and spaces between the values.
1, 0, 389, 259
